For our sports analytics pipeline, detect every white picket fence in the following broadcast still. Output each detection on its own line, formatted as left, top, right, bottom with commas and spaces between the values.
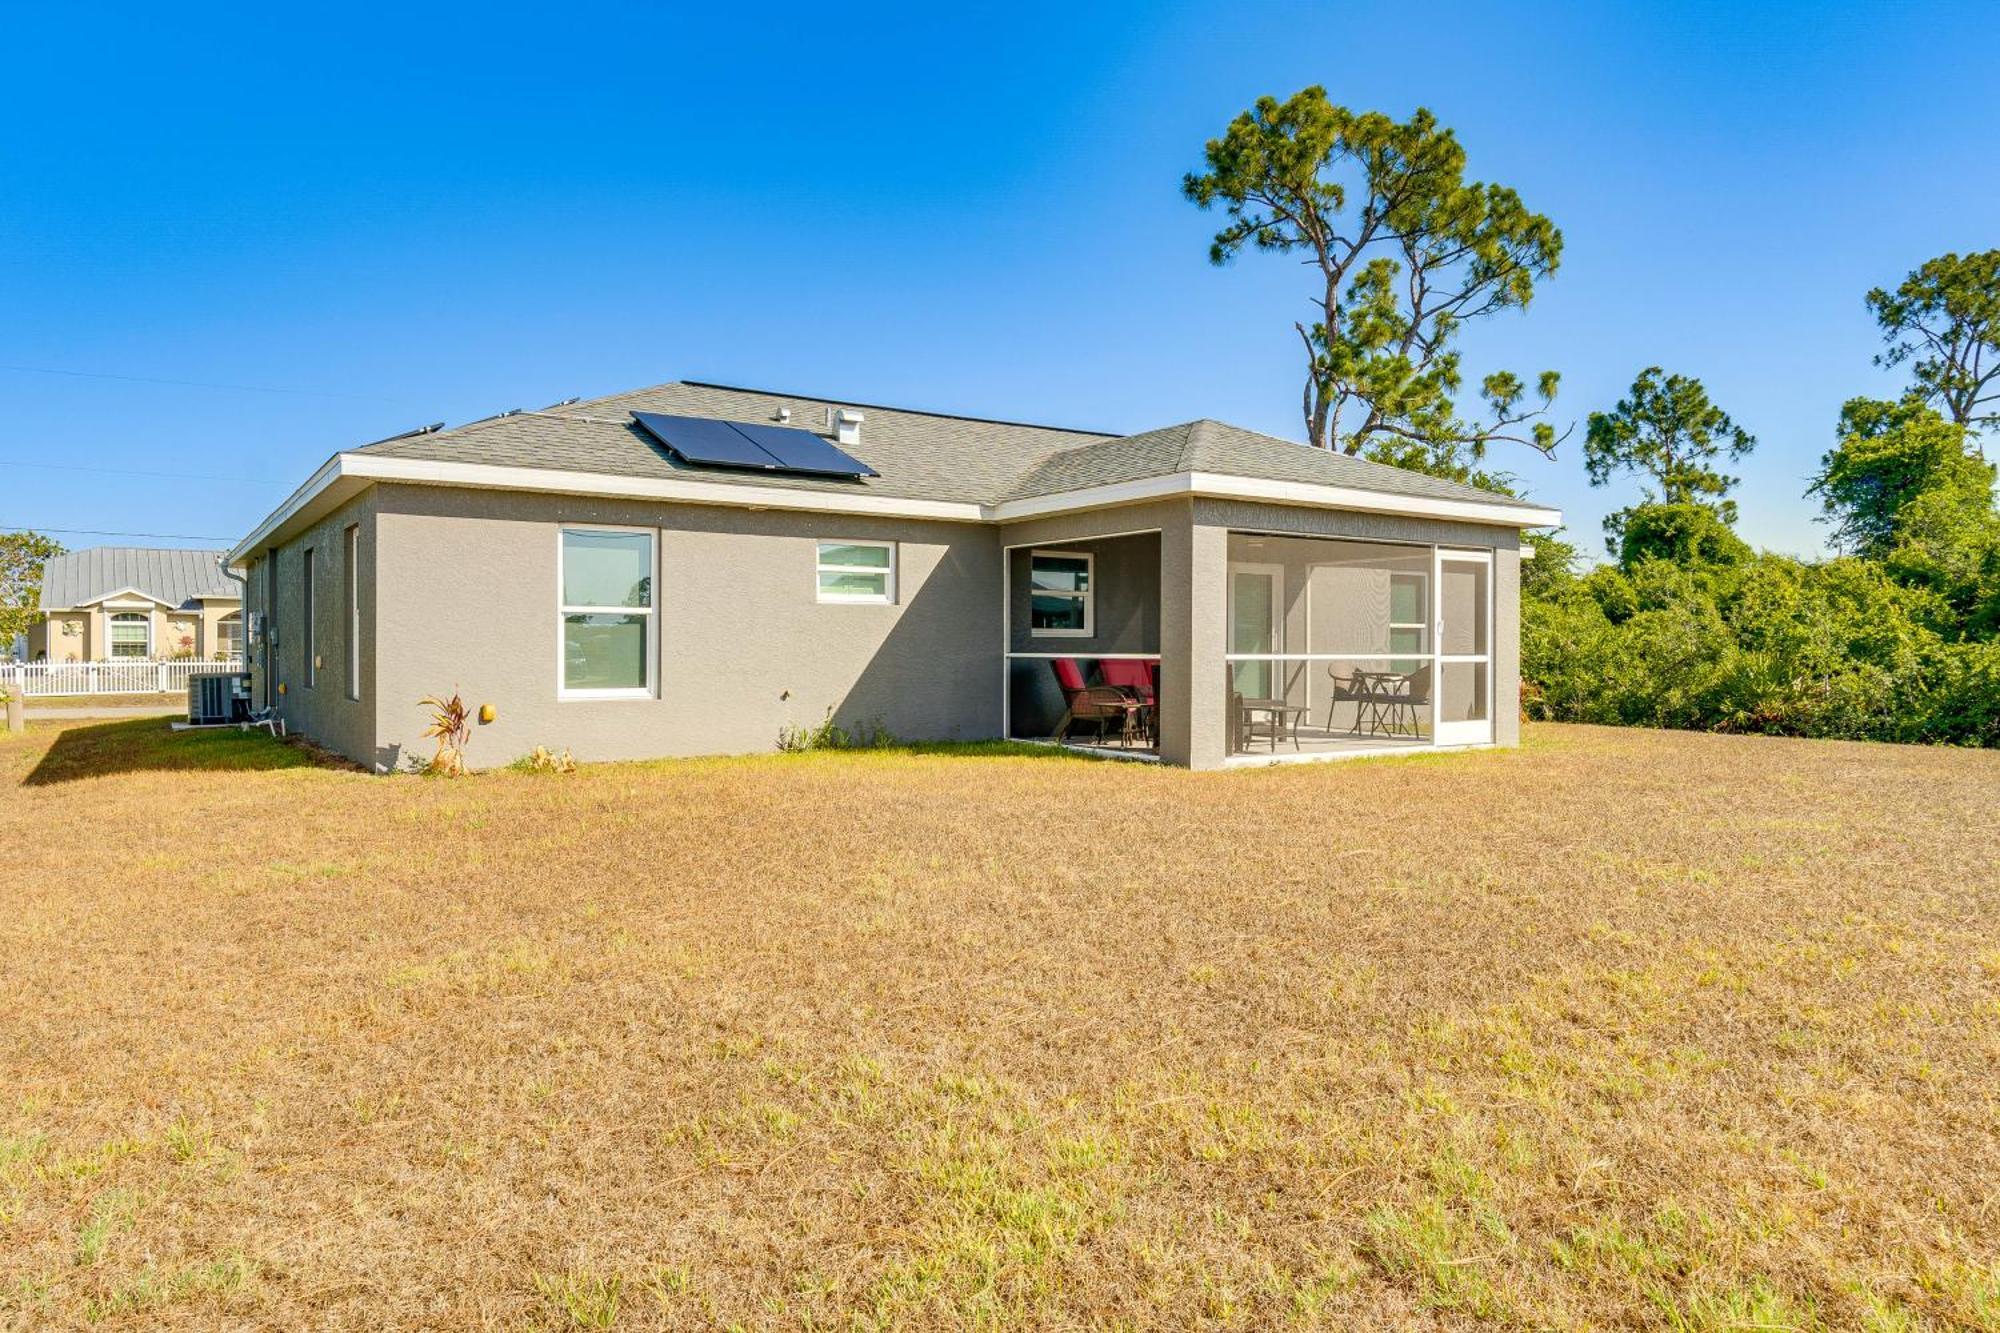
0, 658, 245, 698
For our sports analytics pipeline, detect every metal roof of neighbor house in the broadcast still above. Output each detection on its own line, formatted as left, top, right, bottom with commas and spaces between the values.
40, 547, 239, 610
352, 381, 1551, 514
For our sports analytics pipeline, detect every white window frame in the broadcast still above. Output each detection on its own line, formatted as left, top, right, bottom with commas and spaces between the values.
107, 611, 151, 660
814, 539, 897, 605
344, 524, 361, 702
1388, 569, 1428, 670
557, 525, 657, 701
1027, 549, 1094, 638
216, 613, 242, 660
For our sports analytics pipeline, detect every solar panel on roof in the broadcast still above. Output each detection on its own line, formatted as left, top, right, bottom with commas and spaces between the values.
729, 421, 879, 478
631, 412, 783, 471
630, 411, 877, 479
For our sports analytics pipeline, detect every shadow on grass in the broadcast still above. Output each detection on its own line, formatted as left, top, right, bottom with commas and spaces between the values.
21, 718, 347, 787
771, 738, 1153, 765
548, 737, 1151, 782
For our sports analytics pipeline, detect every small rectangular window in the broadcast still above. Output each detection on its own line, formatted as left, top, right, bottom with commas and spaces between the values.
345, 525, 361, 701
560, 528, 654, 697
815, 541, 895, 604
1029, 550, 1093, 636
303, 547, 316, 688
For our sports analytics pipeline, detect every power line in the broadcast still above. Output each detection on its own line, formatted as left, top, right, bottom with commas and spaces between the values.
0, 457, 280, 484
0, 361, 409, 404
0, 524, 236, 542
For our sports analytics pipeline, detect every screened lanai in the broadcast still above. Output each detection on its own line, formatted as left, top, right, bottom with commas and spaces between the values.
1222, 532, 1493, 762
1003, 530, 1162, 757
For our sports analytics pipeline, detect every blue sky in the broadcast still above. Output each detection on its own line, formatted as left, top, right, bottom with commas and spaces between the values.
2, 1, 1995, 557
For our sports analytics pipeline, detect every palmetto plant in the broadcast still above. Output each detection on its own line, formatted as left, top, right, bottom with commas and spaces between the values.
419, 688, 472, 776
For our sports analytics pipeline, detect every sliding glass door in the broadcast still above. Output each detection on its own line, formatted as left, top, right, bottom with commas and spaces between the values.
1227, 563, 1281, 700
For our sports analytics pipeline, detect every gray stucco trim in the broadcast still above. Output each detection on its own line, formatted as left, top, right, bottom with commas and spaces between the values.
996, 498, 1185, 553
1494, 547, 1522, 747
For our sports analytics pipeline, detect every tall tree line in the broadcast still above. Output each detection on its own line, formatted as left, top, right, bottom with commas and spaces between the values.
1186, 87, 1997, 744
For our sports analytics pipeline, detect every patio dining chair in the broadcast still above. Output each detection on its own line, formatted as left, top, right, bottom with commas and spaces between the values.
1385, 664, 1432, 737
1326, 664, 1432, 738
1326, 667, 1381, 736
1097, 658, 1154, 703
1097, 658, 1158, 743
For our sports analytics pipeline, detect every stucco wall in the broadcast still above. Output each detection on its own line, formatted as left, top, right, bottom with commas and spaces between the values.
362, 484, 1003, 771
247, 490, 378, 764
240, 480, 1530, 772
196, 598, 244, 659
1494, 547, 1522, 747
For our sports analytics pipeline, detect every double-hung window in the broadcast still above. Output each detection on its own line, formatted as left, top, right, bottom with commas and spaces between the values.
559, 528, 654, 697
108, 612, 150, 659
815, 541, 895, 604
1028, 550, 1093, 636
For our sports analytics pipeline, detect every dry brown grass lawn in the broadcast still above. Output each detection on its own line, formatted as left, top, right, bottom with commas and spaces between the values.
1, 719, 1997, 1331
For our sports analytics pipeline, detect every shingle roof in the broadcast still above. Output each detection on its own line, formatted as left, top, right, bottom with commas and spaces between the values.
356, 382, 1115, 507
350, 381, 1548, 516
41, 547, 239, 610
998, 419, 1544, 507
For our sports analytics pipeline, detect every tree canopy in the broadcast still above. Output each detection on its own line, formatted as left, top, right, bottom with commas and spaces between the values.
1808, 397, 1994, 558
1583, 368, 1756, 552
1866, 249, 2000, 430
0, 530, 65, 649
1526, 327, 2000, 748
1183, 86, 1564, 488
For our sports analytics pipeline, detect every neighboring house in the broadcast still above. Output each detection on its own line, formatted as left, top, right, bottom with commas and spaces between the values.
27, 547, 243, 663
227, 381, 1559, 772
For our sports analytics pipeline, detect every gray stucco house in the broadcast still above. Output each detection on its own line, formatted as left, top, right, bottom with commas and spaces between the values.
227, 380, 1559, 772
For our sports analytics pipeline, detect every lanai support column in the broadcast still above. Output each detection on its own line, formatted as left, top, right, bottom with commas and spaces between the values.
1159, 512, 1229, 770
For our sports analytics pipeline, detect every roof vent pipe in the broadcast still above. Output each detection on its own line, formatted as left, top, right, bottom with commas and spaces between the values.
833, 408, 864, 447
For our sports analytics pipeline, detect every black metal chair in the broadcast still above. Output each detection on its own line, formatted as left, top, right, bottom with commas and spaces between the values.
1327, 665, 1431, 738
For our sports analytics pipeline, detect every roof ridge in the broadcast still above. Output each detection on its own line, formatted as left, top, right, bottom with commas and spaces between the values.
1186, 417, 1544, 509
1181, 419, 1220, 472
678, 380, 1118, 437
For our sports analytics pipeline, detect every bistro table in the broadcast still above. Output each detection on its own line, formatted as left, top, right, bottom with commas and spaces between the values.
1238, 696, 1309, 752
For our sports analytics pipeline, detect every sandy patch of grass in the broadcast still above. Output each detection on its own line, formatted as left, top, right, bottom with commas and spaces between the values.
0, 719, 1995, 1329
